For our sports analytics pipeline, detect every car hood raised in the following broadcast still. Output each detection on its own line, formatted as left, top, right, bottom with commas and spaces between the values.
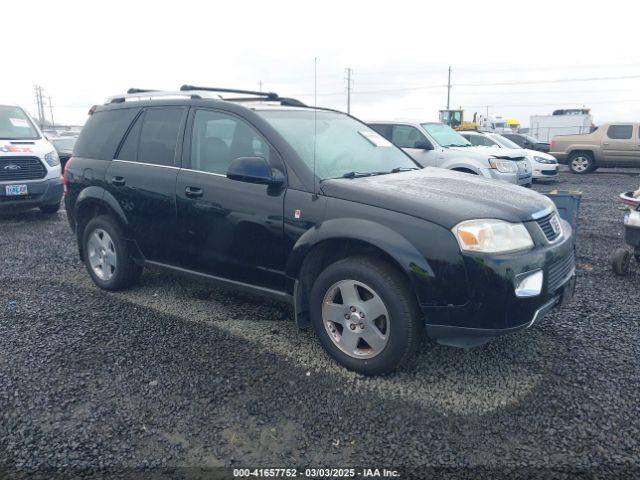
320, 167, 554, 229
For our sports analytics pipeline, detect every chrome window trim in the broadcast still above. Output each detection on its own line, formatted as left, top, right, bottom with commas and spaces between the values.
112, 159, 181, 170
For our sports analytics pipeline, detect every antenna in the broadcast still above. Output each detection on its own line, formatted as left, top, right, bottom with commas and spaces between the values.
313, 57, 318, 196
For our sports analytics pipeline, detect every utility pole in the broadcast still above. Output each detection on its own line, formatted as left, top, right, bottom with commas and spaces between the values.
259, 80, 263, 92
345, 67, 353, 114
48, 96, 55, 127
34, 86, 45, 128
446, 66, 452, 110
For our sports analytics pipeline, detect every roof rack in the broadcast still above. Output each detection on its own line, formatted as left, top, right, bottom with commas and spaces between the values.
106, 85, 308, 108
180, 85, 307, 107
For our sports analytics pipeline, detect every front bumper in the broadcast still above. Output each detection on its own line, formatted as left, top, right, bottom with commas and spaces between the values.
533, 165, 559, 179
0, 177, 63, 210
423, 220, 575, 347
483, 169, 532, 186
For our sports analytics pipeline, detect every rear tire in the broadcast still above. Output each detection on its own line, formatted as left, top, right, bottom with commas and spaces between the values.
310, 255, 422, 375
612, 248, 631, 276
39, 202, 60, 214
568, 152, 594, 174
82, 215, 142, 291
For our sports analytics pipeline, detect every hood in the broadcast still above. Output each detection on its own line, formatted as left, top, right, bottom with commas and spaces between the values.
0, 138, 54, 158
320, 167, 554, 229
448, 145, 525, 161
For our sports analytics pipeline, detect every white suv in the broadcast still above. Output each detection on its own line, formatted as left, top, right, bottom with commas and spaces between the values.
369, 121, 532, 186
0, 105, 63, 213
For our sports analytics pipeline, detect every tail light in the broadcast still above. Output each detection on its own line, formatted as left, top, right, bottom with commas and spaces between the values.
63, 158, 72, 195
549, 140, 555, 150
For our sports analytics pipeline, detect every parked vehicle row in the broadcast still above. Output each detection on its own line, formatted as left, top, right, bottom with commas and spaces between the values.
62, 86, 576, 375
368, 121, 532, 186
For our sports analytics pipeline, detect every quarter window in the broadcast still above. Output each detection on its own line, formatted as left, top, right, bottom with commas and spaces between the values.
391, 125, 428, 149
190, 110, 269, 175
606, 125, 633, 140
75, 108, 139, 160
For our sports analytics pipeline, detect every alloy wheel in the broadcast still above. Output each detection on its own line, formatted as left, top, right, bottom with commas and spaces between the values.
87, 228, 117, 281
322, 279, 390, 359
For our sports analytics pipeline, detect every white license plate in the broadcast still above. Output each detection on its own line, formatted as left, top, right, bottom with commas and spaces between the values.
5, 184, 28, 196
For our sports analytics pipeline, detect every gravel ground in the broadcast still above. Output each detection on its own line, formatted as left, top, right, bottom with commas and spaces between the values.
0, 168, 639, 479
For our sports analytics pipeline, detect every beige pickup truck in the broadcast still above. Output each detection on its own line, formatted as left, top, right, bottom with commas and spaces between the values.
550, 123, 640, 173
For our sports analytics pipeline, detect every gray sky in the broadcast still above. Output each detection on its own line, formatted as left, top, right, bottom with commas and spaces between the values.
3, 0, 639, 127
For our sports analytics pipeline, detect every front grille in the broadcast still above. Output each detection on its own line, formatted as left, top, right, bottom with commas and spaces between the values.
536, 213, 562, 242
541, 170, 558, 176
547, 251, 575, 293
516, 161, 530, 174
0, 156, 47, 181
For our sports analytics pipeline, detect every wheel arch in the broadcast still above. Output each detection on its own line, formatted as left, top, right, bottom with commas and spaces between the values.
286, 218, 433, 328
73, 187, 131, 259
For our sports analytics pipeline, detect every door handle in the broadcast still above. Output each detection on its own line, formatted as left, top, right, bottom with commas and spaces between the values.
111, 176, 126, 187
185, 186, 204, 198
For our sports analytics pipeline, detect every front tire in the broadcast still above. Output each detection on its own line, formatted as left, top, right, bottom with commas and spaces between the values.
82, 215, 142, 291
310, 256, 422, 375
568, 152, 594, 174
612, 248, 631, 276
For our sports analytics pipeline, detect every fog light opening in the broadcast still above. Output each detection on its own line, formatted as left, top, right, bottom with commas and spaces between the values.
515, 270, 544, 298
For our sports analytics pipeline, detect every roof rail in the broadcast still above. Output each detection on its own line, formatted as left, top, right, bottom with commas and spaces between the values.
180, 85, 279, 100
107, 89, 209, 104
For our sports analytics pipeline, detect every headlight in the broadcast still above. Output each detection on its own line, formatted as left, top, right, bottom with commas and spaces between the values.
44, 150, 60, 167
533, 155, 557, 165
452, 219, 534, 254
488, 158, 517, 173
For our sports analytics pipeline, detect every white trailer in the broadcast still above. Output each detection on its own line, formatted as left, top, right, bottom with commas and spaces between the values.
529, 109, 594, 142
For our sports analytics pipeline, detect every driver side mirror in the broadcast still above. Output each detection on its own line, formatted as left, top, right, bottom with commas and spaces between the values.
414, 140, 434, 150
226, 156, 285, 187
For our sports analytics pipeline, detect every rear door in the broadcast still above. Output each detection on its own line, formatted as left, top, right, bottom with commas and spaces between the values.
106, 106, 187, 262
174, 108, 287, 290
602, 124, 635, 165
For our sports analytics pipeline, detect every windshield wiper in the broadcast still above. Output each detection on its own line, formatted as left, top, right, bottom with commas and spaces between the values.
340, 171, 389, 179
390, 167, 419, 173
447, 143, 472, 147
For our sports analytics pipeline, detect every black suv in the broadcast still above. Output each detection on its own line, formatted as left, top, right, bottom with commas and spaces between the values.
502, 133, 551, 153
65, 86, 576, 375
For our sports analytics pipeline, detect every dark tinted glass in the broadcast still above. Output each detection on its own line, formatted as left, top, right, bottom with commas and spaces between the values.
137, 107, 185, 166
369, 124, 393, 141
190, 110, 269, 175
74, 108, 138, 160
607, 125, 632, 140
391, 125, 427, 148
504, 134, 524, 146
117, 113, 143, 161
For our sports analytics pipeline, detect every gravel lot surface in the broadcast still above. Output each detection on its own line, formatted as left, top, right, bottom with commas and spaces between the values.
1, 168, 639, 479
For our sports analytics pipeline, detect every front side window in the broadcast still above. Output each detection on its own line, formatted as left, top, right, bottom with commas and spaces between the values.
0, 106, 39, 140
257, 110, 416, 180
391, 125, 428, 149
190, 110, 270, 175
607, 125, 633, 140
421, 123, 471, 148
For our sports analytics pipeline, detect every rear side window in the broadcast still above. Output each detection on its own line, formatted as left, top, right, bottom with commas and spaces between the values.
117, 107, 186, 166
369, 124, 393, 141
74, 108, 138, 160
607, 125, 633, 140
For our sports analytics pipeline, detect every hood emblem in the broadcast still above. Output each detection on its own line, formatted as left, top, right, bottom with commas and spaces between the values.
3, 164, 21, 171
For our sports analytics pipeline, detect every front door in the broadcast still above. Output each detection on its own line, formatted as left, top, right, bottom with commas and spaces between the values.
391, 124, 439, 167
106, 106, 187, 262
175, 108, 286, 290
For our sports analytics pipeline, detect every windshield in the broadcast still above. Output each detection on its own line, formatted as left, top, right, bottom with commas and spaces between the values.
524, 134, 543, 143
0, 106, 39, 140
51, 137, 77, 151
257, 110, 417, 180
421, 123, 471, 147
488, 134, 520, 149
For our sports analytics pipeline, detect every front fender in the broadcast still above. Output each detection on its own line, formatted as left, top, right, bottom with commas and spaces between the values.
286, 217, 436, 296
